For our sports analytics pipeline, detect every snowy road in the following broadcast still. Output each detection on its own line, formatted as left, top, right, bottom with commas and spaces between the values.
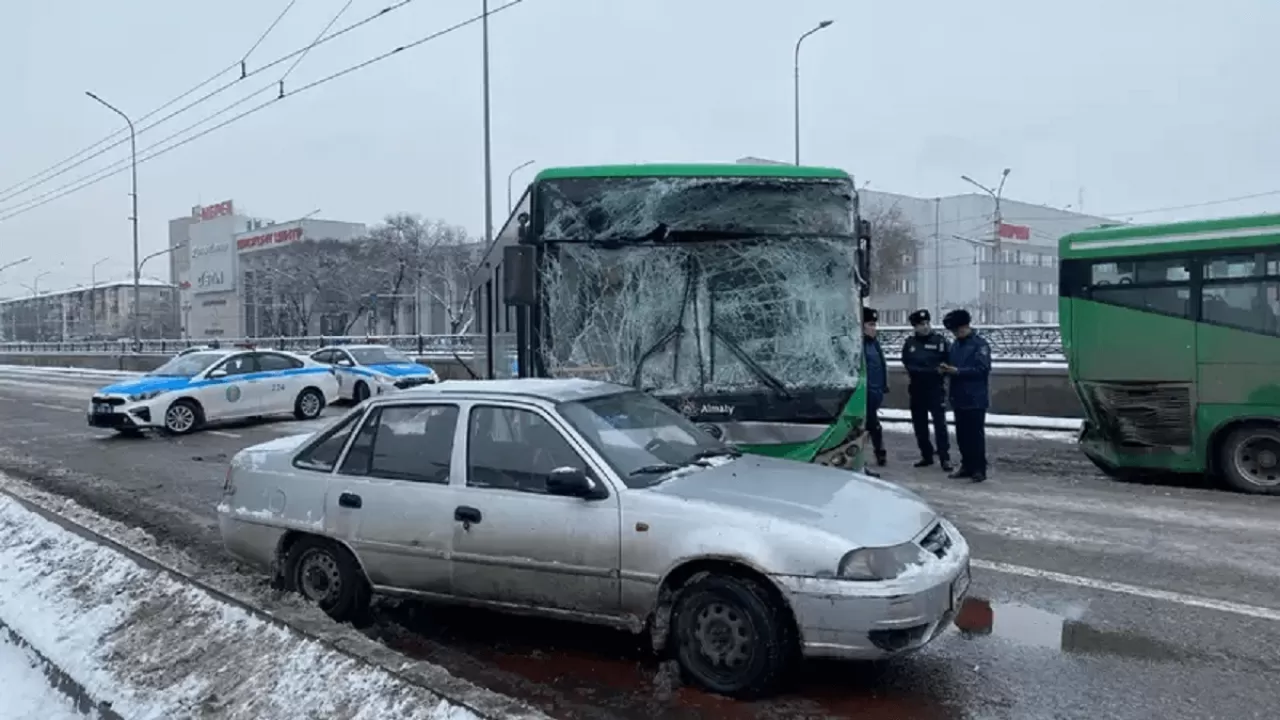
0, 366, 1276, 719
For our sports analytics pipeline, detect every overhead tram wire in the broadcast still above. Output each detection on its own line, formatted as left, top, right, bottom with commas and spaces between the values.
0, 0, 419, 206
0, 0, 302, 202
280, 0, 356, 84
0, 0, 528, 224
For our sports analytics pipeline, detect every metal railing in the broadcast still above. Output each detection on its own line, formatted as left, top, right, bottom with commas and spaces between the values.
0, 325, 1066, 361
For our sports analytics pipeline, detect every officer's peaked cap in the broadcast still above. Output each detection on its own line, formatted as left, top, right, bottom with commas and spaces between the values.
909, 309, 930, 325
863, 307, 879, 323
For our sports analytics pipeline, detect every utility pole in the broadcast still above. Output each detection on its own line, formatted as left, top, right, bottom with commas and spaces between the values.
86, 91, 140, 350
792, 20, 834, 165
482, 0, 494, 245
961, 169, 1010, 324
90, 256, 109, 338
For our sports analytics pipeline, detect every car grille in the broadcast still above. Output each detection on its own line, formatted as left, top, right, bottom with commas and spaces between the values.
91, 395, 126, 406
394, 377, 435, 389
919, 522, 952, 559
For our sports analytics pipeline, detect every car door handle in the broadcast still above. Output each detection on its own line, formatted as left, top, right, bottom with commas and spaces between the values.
338, 492, 362, 509
454, 506, 481, 525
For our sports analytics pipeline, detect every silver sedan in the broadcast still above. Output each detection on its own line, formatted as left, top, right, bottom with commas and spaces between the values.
216, 378, 970, 698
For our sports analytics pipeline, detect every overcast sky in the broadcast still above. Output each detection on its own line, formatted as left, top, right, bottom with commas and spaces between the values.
1, 0, 1275, 295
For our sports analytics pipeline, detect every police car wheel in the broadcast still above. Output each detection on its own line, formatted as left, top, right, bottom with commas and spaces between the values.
352, 381, 370, 403
163, 400, 202, 435
294, 388, 325, 420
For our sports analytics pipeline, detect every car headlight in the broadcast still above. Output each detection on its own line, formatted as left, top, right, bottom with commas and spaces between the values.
127, 390, 164, 402
837, 543, 929, 581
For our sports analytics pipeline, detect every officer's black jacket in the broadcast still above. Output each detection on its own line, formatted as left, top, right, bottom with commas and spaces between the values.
901, 331, 950, 396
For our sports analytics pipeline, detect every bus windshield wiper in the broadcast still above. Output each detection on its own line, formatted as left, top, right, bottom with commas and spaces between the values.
708, 323, 793, 400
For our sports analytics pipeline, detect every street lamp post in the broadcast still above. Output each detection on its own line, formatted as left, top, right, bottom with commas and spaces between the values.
27, 270, 51, 341
793, 20, 834, 165
961, 169, 1012, 324
0, 257, 31, 274
90, 256, 109, 338
86, 91, 140, 351
507, 159, 535, 213
135, 244, 184, 341
482, 0, 494, 245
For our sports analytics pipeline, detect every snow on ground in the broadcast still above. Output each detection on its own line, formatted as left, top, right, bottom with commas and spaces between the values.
879, 407, 1081, 432
0, 633, 85, 720
0, 492, 540, 720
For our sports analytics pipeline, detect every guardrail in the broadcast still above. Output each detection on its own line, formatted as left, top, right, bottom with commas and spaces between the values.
0, 324, 1066, 361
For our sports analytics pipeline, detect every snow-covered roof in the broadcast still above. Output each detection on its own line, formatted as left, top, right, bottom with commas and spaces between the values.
0, 277, 175, 306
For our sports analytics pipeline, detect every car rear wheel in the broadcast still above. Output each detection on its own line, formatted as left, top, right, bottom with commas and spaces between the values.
1220, 425, 1280, 494
162, 399, 201, 435
670, 573, 795, 699
283, 536, 370, 621
352, 381, 370, 403
294, 387, 325, 420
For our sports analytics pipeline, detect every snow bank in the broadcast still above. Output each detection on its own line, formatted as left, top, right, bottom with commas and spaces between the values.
0, 364, 141, 379
0, 632, 85, 720
0, 494, 532, 720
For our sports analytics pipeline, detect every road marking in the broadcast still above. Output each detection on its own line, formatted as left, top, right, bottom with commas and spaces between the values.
974, 558, 1280, 622
30, 402, 78, 413
207, 430, 241, 439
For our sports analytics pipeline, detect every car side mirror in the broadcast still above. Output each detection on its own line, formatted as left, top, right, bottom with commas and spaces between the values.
208, 368, 228, 379
546, 466, 602, 499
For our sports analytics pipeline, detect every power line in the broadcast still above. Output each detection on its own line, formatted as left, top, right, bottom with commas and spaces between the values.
282, 0, 355, 82
0, 0, 527, 224
0, 0, 418, 206
0, 0, 301, 202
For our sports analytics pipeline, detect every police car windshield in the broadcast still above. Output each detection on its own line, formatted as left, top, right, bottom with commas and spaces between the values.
349, 347, 413, 365
150, 352, 224, 377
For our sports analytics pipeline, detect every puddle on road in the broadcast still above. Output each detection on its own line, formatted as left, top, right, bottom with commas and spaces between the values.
954, 597, 1184, 662
377, 600, 971, 720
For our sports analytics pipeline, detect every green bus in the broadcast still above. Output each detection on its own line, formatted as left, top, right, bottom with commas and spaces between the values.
1059, 212, 1280, 494
474, 163, 873, 468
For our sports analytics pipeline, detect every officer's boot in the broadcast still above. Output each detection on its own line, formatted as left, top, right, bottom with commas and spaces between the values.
875, 448, 887, 467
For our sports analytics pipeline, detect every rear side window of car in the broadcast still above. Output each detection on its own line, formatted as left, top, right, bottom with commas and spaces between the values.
294, 411, 362, 472
257, 352, 303, 371
311, 350, 334, 364
339, 404, 459, 484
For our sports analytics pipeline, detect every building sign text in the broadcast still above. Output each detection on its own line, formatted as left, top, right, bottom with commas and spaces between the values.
238, 226, 304, 251
194, 200, 234, 222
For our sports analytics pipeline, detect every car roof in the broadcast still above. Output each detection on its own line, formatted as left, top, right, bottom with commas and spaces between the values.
386, 378, 628, 403
316, 344, 391, 352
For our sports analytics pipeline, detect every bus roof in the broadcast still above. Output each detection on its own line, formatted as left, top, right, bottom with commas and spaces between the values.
533, 163, 851, 182
1059, 212, 1280, 260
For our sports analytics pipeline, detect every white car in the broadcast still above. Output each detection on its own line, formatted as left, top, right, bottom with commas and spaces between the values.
309, 344, 438, 403
88, 348, 340, 435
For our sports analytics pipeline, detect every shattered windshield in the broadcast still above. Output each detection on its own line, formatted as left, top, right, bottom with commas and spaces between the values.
536, 176, 860, 395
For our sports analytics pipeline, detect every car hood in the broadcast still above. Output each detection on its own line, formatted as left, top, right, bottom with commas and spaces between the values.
97, 376, 192, 396
366, 362, 433, 378
646, 454, 937, 548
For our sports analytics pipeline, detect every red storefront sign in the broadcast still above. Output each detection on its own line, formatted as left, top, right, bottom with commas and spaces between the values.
196, 200, 234, 221
998, 222, 1031, 242
237, 226, 304, 251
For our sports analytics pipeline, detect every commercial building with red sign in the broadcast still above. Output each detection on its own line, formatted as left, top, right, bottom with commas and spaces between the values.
168, 202, 364, 338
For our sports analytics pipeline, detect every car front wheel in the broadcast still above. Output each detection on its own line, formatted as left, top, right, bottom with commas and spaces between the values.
162, 399, 202, 435
670, 573, 795, 699
294, 387, 325, 420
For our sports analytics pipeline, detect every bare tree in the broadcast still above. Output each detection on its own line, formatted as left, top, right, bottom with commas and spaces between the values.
865, 204, 920, 287
365, 214, 479, 335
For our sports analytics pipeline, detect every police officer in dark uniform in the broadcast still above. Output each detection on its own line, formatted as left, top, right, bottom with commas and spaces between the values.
862, 307, 888, 475
940, 309, 992, 482
901, 309, 953, 472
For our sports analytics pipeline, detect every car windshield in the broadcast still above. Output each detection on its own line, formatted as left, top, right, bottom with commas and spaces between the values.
558, 390, 739, 488
350, 347, 413, 365
150, 352, 224, 377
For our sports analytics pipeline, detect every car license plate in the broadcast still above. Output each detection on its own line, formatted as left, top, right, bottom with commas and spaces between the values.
951, 563, 971, 610
93, 403, 113, 414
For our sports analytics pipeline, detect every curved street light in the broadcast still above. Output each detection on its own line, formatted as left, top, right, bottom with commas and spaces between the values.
507, 159, 535, 213
794, 20, 834, 165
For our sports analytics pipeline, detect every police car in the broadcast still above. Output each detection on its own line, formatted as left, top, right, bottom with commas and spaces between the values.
88, 347, 340, 435
309, 344, 438, 402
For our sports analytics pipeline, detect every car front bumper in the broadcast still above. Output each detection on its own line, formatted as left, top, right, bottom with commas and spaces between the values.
86, 396, 165, 430
772, 521, 972, 660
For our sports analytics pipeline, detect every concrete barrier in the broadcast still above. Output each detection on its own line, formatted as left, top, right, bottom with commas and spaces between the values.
0, 353, 1083, 418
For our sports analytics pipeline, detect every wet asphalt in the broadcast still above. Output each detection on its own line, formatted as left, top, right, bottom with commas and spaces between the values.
0, 367, 1276, 720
